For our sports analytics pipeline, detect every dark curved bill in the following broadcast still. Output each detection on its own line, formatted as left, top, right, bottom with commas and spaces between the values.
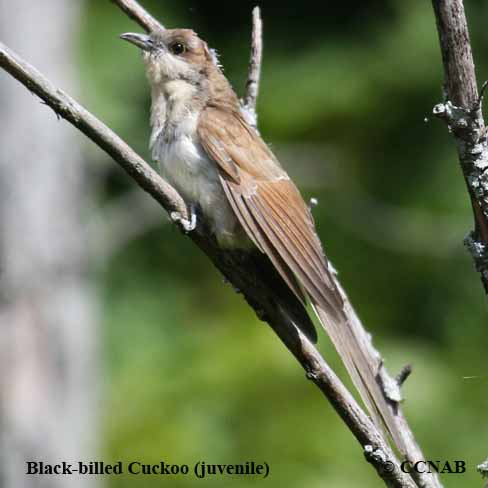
120, 32, 152, 51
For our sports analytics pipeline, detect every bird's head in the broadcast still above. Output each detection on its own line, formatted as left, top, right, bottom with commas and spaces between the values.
120, 28, 216, 87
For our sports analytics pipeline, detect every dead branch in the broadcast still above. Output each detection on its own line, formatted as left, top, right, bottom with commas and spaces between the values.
241, 6, 263, 128
431, 0, 488, 294
110, 0, 162, 32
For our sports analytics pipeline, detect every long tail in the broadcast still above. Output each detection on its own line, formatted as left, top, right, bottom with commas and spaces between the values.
312, 298, 405, 454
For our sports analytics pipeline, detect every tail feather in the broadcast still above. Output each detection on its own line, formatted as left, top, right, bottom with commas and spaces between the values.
312, 301, 405, 454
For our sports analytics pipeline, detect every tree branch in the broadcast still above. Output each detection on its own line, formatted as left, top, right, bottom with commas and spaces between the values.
110, 0, 163, 33
0, 1, 436, 485
332, 280, 442, 488
431, 0, 488, 294
0, 42, 188, 222
241, 6, 263, 128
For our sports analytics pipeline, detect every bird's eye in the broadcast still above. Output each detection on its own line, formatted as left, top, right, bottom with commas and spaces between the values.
169, 42, 186, 55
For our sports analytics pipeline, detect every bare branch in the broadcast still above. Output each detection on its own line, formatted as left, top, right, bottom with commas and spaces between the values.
0, 41, 188, 222
431, 0, 488, 294
241, 6, 263, 128
111, 0, 163, 33
431, 0, 478, 109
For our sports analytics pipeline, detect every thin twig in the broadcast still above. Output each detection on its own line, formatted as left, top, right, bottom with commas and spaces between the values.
241, 6, 263, 128
396, 365, 413, 388
431, 0, 488, 294
110, 0, 163, 33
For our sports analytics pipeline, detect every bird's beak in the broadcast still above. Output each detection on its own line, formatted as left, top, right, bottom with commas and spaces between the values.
120, 32, 152, 51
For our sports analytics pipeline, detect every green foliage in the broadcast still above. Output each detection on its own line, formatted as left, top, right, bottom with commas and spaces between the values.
79, 0, 488, 486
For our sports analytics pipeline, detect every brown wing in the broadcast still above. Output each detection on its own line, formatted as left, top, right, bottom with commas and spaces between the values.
198, 107, 406, 452
198, 107, 343, 320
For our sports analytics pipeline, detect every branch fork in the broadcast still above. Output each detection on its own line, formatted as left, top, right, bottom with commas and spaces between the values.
432, 100, 483, 141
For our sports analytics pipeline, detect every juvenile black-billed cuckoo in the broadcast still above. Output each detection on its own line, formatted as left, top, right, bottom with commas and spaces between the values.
120, 27, 401, 449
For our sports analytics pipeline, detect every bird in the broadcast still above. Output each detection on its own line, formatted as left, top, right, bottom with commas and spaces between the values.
120, 27, 403, 451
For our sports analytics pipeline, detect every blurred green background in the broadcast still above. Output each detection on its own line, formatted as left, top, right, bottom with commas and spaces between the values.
80, 1, 487, 486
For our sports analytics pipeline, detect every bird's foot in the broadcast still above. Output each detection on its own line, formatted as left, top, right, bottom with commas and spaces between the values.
171, 204, 197, 233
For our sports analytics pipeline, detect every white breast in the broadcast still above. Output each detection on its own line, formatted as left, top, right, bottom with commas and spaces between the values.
155, 112, 220, 209
150, 86, 240, 246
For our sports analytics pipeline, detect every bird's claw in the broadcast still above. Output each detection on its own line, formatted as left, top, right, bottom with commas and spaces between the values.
171, 206, 197, 233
